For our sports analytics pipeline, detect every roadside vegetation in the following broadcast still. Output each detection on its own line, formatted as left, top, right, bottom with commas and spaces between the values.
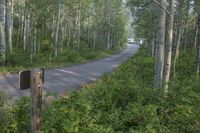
1, 0, 200, 132
1, 47, 199, 132
0, 0, 128, 74
0, 46, 123, 74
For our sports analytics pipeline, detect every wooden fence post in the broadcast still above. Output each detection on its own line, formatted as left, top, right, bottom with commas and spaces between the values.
30, 69, 43, 133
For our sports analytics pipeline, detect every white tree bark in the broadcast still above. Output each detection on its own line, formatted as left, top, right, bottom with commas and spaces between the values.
60, 24, 67, 51
19, 13, 24, 47
154, 0, 167, 88
196, 16, 200, 78
197, 45, 200, 78
6, 0, 13, 53
16, 13, 21, 47
107, 10, 111, 51
163, 0, 175, 97
194, 27, 198, 48
151, 40, 155, 56
23, 15, 27, 51
67, 27, 71, 48
0, 0, 6, 62
33, 28, 37, 56
76, 7, 81, 50
55, 1, 61, 57
175, 28, 182, 59
93, 31, 96, 51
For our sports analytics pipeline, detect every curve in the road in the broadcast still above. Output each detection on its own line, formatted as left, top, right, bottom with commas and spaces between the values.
0, 44, 139, 99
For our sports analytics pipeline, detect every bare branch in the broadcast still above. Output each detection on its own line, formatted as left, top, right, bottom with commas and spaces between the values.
140, 1, 153, 8
181, 14, 198, 29
152, 0, 171, 15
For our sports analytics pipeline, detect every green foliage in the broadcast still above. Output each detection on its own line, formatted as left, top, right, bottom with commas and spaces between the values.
0, 48, 199, 132
127, 0, 157, 41
0, 94, 30, 132
13, 97, 30, 132
175, 48, 196, 79
0, 92, 16, 132
1, 0, 128, 73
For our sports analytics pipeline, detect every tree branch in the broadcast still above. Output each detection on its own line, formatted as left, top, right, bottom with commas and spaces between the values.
134, 1, 153, 13
152, 0, 171, 15
181, 14, 198, 29
140, 1, 153, 8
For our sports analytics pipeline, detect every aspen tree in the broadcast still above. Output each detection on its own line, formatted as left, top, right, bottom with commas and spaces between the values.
163, 0, 175, 97
154, 0, 167, 88
0, 0, 6, 63
55, 1, 61, 57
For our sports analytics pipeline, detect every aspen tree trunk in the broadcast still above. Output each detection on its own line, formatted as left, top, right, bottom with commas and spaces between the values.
27, 15, 31, 50
194, 27, 198, 48
6, 0, 13, 53
67, 28, 71, 48
107, 30, 110, 51
23, 15, 27, 51
93, 31, 96, 51
30, 31, 33, 64
77, 9, 81, 50
4, 0, 7, 32
180, 28, 185, 51
183, 28, 187, 52
16, 0, 21, 47
19, 13, 24, 47
163, 0, 175, 97
175, 28, 182, 59
50, 15, 54, 61
38, 38, 40, 52
50, 15, 54, 42
28, 15, 32, 64
107, 11, 111, 51
197, 43, 200, 78
16, 13, 21, 47
55, 2, 61, 57
172, 1, 183, 80
154, 0, 167, 88
151, 40, 155, 56
0, 0, 6, 62
33, 29, 37, 56
60, 29, 64, 51
60, 26, 66, 51
148, 9, 152, 56
87, 18, 90, 46
151, 6, 155, 57
196, 16, 200, 78
173, 28, 180, 80
110, 32, 113, 49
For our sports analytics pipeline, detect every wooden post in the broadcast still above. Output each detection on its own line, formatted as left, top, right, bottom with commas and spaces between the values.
30, 69, 43, 133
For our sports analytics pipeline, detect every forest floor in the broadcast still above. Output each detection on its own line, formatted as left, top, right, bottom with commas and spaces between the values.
0, 44, 139, 100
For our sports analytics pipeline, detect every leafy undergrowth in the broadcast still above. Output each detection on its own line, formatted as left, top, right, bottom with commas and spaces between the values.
0, 48, 200, 132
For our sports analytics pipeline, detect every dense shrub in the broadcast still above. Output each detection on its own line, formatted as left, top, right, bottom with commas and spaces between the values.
0, 48, 199, 132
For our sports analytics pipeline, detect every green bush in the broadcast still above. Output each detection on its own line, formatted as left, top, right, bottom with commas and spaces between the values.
1, 48, 199, 132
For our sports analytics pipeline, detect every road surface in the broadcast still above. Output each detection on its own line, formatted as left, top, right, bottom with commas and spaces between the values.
0, 44, 139, 99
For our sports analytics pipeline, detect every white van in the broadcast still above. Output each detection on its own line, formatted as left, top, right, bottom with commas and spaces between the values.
128, 38, 134, 44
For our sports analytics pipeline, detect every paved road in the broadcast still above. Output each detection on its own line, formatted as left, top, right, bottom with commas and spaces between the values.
0, 44, 139, 99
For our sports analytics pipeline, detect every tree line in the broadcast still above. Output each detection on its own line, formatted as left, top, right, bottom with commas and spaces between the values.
0, 0, 128, 66
128, 0, 200, 97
